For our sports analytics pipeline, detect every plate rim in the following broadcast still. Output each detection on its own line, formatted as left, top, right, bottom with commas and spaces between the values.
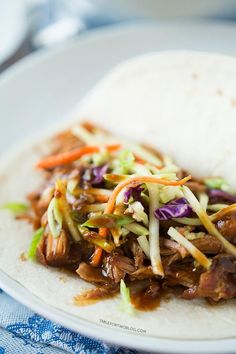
0, 269, 236, 354
2, 17, 236, 84
1, 21, 236, 353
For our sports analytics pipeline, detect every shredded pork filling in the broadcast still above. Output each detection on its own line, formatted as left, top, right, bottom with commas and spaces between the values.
22, 122, 236, 310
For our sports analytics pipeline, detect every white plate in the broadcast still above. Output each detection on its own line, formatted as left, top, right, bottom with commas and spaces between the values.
0, 0, 27, 65
1, 21, 236, 353
2, 19, 236, 151
93, 0, 236, 20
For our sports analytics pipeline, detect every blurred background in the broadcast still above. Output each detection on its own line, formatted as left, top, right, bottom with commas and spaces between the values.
2, 0, 236, 72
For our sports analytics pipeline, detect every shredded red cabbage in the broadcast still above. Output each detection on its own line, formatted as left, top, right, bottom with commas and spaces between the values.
83, 164, 108, 185
208, 189, 236, 203
91, 164, 108, 184
154, 198, 192, 220
124, 186, 144, 203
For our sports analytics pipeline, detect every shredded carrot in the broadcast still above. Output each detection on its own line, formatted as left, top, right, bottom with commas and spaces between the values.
82, 121, 97, 132
82, 121, 107, 134
91, 175, 191, 264
36, 144, 121, 169
211, 203, 236, 222
134, 155, 162, 169
134, 155, 146, 164
104, 175, 191, 216
104, 174, 128, 183
93, 174, 192, 265
90, 246, 103, 267
99, 174, 191, 238
94, 194, 109, 203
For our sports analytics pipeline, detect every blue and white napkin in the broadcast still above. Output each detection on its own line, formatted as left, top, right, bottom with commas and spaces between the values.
0, 289, 147, 354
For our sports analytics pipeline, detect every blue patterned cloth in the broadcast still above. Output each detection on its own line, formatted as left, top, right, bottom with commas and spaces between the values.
0, 289, 146, 354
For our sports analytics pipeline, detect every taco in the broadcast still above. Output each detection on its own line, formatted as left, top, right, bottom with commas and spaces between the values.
0, 52, 235, 340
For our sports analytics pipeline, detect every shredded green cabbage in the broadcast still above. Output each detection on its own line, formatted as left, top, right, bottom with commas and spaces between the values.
120, 279, 134, 315
77, 203, 107, 213
3, 202, 28, 213
117, 138, 162, 166
137, 235, 150, 258
204, 177, 229, 191
162, 156, 180, 173
67, 179, 78, 195
182, 186, 236, 257
119, 150, 135, 173
207, 203, 229, 212
47, 197, 62, 238
167, 226, 211, 269
28, 227, 44, 260
125, 222, 149, 236
125, 201, 148, 226
184, 231, 205, 241
199, 193, 209, 211
176, 226, 205, 241
159, 186, 183, 204
92, 149, 109, 166
83, 214, 133, 228
133, 163, 163, 276
79, 225, 115, 252
90, 238, 114, 253
71, 124, 96, 145
121, 227, 129, 237
173, 217, 202, 226
56, 180, 81, 242
138, 164, 177, 181
147, 183, 163, 276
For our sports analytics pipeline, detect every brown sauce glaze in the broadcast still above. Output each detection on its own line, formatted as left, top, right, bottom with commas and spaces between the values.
130, 280, 161, 311
74, 285, 118, 306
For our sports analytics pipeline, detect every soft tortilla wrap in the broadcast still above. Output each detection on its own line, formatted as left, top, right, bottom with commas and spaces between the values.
0, 51, 235, 340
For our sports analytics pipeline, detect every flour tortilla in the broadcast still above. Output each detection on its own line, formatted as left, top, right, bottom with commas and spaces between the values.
0, 51, 236, 340
76, 51, 236, 187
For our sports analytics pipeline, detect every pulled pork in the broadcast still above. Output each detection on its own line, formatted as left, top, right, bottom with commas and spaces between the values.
104, 252, 136, 283
22, 123, 236, 310
217, 212, 236, 245
183, 255, 236, 301
37, 230, 81, 268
